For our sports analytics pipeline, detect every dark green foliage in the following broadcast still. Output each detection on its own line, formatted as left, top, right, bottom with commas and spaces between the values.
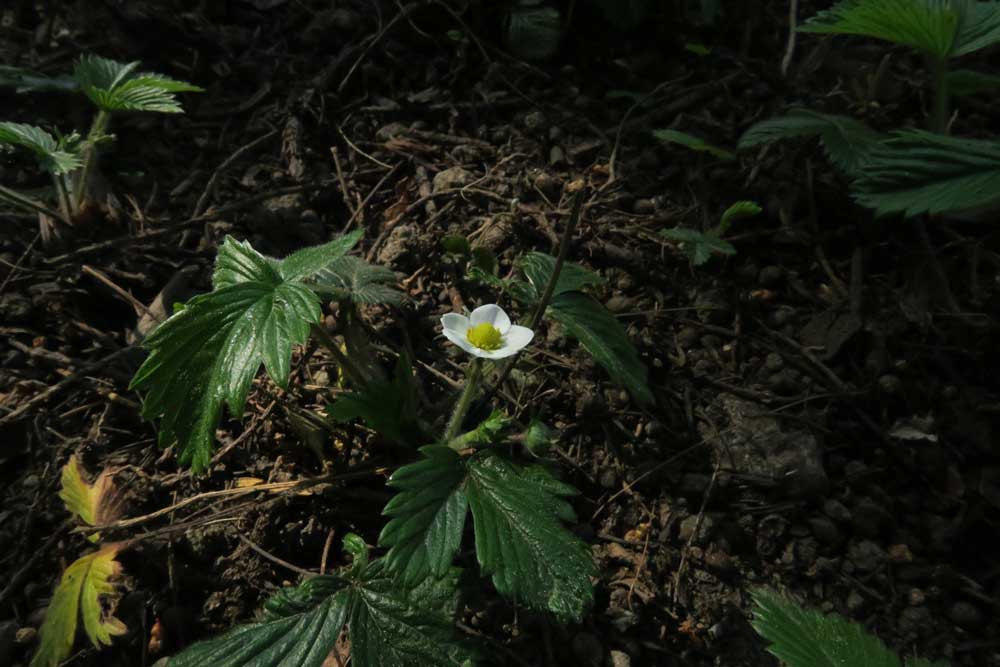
130, 234, 360, 471
380, 447, 468, 585
852, 130, 1000, 217
751, 589, 948, 667
465, 452, 595, 622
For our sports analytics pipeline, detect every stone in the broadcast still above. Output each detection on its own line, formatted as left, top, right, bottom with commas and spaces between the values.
632, 198, 655, 215
846, 590, 866, 614
823, 499, 853, 523
758, 265, 784, 287
599, 468, 619, 490
809, 517, 841, 545
948, 601, 984, 628
432, 166, 475, 193
609, 650, 631, 667
698, 395, 828, 499
847, 539, 886, 572
571, 632, 604, 666
523, 110, 548, 133
679, 515, 715, 545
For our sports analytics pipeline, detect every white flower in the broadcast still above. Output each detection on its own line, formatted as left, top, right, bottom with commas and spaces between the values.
441, 304, 534, 360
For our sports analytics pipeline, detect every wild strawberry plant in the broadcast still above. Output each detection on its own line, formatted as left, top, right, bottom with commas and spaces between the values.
739, 0, 1000, 218
122, 224, 652, 664
0, 54, 201, 223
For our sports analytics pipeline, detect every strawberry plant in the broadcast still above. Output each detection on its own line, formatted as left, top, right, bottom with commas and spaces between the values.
120, 220, 651, 664
0, 54, 201, 224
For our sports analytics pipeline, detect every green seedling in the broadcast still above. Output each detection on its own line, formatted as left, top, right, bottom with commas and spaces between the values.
653, 128, 736, 161
739, 0, 1000, 218
0, 54, 201, 223
661, 200, 761, 266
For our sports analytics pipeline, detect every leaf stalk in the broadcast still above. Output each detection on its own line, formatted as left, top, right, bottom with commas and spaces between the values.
444, 357, 483, 445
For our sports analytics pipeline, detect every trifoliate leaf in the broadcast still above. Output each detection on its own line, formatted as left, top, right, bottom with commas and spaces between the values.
798, 0, 958, 58
32, 547, 126, 667
278, 229, 363, 282
0, 64, 78, 93
74, 54, 202, 114
548, 292, 653, 405
326, 353, 420, 445
465, 452, 595, 622
851, 129, 1000, 217
738, 109, 883, 175
130, 237, 324, 471
380, 446, 469, 585
506, 5, 562, 61
661, 227, 737, 266
653, 129, 735, 160
59, 456, 119, 541
0, 121, 82, 175
946, 68, 1000, 96
170, 559, 477, 667
307, 254, 405, 305
169, 577, 350, 667
518, 251, 604, 300
751, 588, 949, 667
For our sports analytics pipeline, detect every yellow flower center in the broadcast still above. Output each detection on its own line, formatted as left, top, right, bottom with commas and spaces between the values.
467, 323, 503, 350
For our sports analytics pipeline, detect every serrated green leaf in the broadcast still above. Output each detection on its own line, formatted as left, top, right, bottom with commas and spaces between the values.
661, 227, 736, 265
307, 254, 405, 305
130, 237, 322, 471
171, 559, 476, 667
799, 0, 958, 58
350, 561, 478, 667
946, 68, 1000, 96
851, 129, 1000, 217
507, 5, 562, 61
32, 547, 126, 667
0, 65, 78, 93
751, 588, 948, 667
74, 54, 202, 114
518, 251, 604, 301
380, 446, 468, 585
465, 451, 594, 621
0, 121, 82, 175
547, 292, 653, 405
279, 229, 363, 282
653, 129, 735, 160
954, 1, 1000, 56
326, 353, 419, 444
738, 109, 883, 175
169, 578, 350, 667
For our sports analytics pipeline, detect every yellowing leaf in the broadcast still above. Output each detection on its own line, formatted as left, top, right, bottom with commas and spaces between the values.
31, 546, 127, 667
235, 477, 265, 488
59, 456, 118, 541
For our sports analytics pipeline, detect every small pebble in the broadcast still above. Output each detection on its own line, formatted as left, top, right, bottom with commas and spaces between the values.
948, 601, 984, 629
609, 650, 631, 667
823, 498, 853, 523
758, 265, 784, 287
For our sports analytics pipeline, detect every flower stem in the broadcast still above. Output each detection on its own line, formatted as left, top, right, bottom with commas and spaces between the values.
73, 110, 110, 209
52, 174, 72, 222
310, 322, 372, 389
444, 357, 483, 446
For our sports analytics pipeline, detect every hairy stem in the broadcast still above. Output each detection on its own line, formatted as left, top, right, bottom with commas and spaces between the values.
528, 188, 585, 330
52, 174, 72, 222
73, 109, 110, 209
0, 183, 70, 224
929, 56, 949, 134
444, 357, 483, 445
310, 322, 373, 389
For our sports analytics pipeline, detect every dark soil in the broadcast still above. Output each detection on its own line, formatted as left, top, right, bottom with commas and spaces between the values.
2, 1, 1000, 666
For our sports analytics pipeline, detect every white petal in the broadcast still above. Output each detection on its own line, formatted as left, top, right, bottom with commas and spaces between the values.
469, 304, 511, 334
503, 325, 534, 352
443, 326, 478, 355
441, 313, 470, 335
